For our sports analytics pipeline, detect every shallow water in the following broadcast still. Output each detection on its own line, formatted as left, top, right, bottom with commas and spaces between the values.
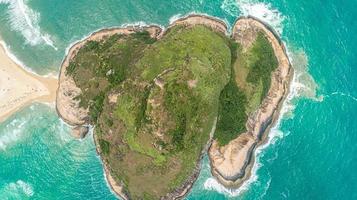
0, 0, 356, 199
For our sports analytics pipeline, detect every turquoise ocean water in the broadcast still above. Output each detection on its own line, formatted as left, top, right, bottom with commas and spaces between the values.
0, 0, 356, 199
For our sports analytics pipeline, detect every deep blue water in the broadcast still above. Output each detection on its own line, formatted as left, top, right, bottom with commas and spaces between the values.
0, 0, 356, 199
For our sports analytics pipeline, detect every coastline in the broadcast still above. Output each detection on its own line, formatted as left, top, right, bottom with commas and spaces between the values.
0, 41, 58, 123
56, 14, 292, 199
208, 16, 294, 187
93, 132, 130, 200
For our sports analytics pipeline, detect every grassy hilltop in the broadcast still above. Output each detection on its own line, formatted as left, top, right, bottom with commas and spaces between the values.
66, 24, 277, 199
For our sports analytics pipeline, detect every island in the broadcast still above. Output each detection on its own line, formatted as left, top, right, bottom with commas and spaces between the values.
56, 14, 292, 199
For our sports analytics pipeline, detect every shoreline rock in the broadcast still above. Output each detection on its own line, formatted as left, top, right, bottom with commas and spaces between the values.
208, 16, 294, 188
72, 126, 89, 139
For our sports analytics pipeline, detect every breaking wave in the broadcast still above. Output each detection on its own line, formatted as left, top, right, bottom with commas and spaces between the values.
236, 0, 285, 34
0, 118, 26, 151
0, 180, 34, 197
325, 92, 357, 103
221, 0, 240, 17
0, 40, 41, 75
0, 0, 56, 49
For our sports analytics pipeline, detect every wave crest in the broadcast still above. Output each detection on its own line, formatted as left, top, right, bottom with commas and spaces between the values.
0, 118, 26, 151
236, 0, 285, 34
0, 0, 56, 49
221, 0, 240, 17
0, 180, 34, 197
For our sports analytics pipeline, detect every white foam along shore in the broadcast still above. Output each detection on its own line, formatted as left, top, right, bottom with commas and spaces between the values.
0, 41, 58, 123
0, 0, 56, 49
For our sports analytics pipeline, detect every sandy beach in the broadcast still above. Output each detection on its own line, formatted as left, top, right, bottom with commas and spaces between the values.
0, 42, 58, 123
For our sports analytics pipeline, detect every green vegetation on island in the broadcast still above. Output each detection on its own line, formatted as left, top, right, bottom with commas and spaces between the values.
214, 32, 278, 145
66, 24, 277, 199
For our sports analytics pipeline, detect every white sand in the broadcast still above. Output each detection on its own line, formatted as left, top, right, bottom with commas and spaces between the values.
0, 42, 57, 123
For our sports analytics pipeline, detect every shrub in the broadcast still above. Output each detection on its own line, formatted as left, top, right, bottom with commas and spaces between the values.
89, 92, 105, 122
66, 62, 76, 75
99, 139, 110, 154
215, 80, 248, 145
246, 32, 278, 99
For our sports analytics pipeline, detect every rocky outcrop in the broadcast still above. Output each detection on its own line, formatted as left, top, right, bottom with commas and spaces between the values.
56, 37, 89, 137
165, 14, 228, 36
208, 16, 293, 187
72, 126, 89, 139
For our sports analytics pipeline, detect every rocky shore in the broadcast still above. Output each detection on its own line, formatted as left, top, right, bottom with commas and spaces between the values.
164, 14, 228, 36
208, 16, 293, 187
93, 133, 130, 200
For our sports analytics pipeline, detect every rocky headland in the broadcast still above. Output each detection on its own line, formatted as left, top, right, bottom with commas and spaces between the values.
208, 16, 293, 187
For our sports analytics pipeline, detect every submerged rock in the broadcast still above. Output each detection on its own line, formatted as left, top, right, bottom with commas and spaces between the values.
72, 126, 89, 139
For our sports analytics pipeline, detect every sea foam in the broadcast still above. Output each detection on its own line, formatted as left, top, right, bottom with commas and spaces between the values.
0, 0, 56, 49
221, 0, 240, 17
0, 40, 58, 78
1, 180, 34, 197
236, 0, 285, 35
0, 119, 26, 151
